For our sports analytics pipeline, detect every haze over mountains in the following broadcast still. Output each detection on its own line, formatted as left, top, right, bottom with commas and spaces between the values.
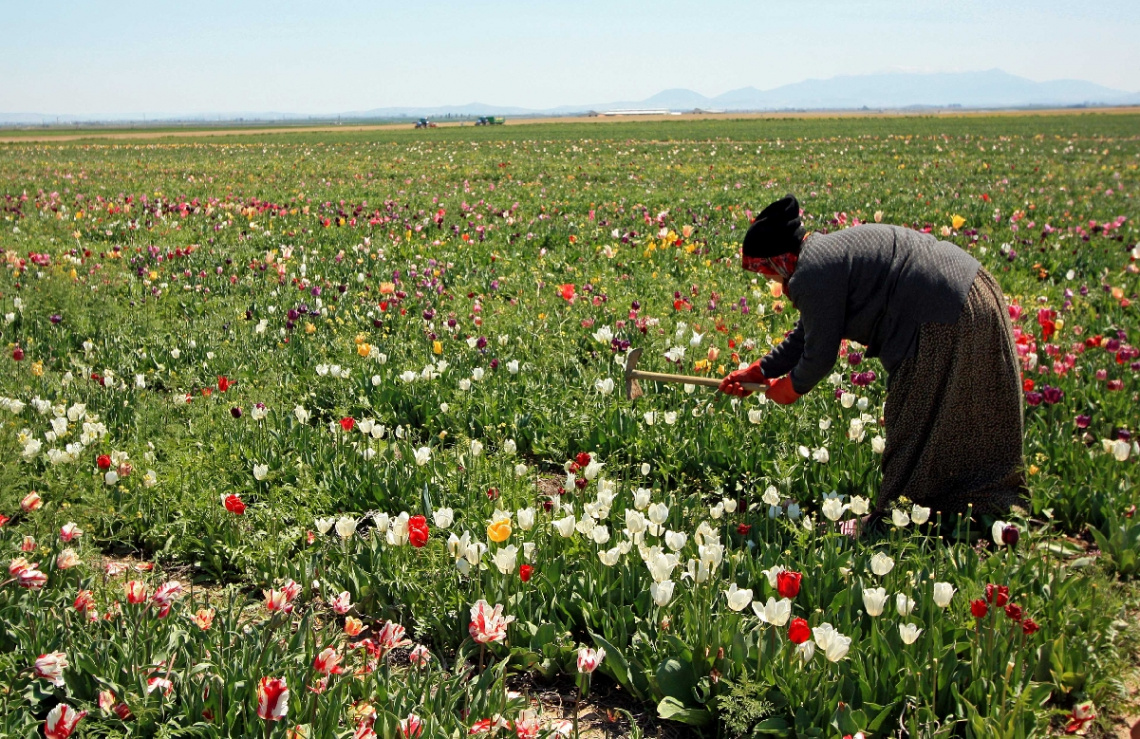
4, 69, 1138, 125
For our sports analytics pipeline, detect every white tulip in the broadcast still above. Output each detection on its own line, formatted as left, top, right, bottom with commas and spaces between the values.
869, 552, 895, 576
595, 377, 615, 395
640, 462, 651, 476
796, 640, 816, 662
724, 583, 753, 612
493, 545, 518, 574
648, 502, 669, 526
862, 587, 888, 617
315, 517, 335, 535
625, 509, 647, 535
933, 582, 955, 608
663, 412, 677, 425
514, 463, 528, 477
899, 623, 923, 645
896, 593, 916, 617
651, 580, 675, 607
458, 379, 472, 391
752, 597, 792, 626
849, 496, 870, 516
840, 392, 856, 408
892, 509, 910, 528
722, 498, 737, 514
748, 409, 764, 424
373, 512, 390, 533
643, 411, 656, 426
633, 487, 652, 510
822, 498, 848, 521
470, 440, 483, 457
911, 505, 931, 525
598, 547, 621, 566
553, 515, 576, 538
590, 525, 611, 545
471, 367, 484, 381
432, 508, 454, 529
253, 464, 268, 481
507, 360, 520, 374
414, 447, 432, 466
335, 516, 358, 539
583, 460, 604, 480
1112, 439, 1130, 461
812, 447, 830, 464
517, 507, 535, 531
503, 439, 517, 455
871, 436, 886, 454
824, 633, 852, 662
665, 530, 687, 551
294, 405, 310, 423
762, 486, 781, 506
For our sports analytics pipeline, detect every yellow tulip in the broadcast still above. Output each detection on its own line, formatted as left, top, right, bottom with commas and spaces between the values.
432, 341, 443, 355
951, 215, 966, 230
487, 519, 512, 543
357, 343, 371, 357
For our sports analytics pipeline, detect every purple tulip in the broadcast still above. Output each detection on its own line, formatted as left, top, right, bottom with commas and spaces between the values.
1042, 386, 1064, 405
1075, 414, 1091, 429
1025, 391, 1043, 406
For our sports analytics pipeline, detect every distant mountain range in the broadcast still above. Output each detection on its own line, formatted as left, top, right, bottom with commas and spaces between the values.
4, 69, 1138, 125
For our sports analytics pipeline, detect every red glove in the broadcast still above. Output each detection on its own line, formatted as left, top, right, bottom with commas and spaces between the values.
718, 361, 768, 397
765, 376, 802, 405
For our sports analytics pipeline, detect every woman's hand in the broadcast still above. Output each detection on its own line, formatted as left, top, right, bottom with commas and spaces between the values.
765, 376, 802, 405
718, 361, 769, 397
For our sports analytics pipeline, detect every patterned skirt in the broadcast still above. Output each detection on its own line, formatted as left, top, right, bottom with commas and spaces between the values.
878, 268, 1027, 516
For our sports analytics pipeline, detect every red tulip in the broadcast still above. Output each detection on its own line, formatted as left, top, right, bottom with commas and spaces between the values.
1021, 617, 1039, 635
984, 583, 1010, 607
1004, 603, 1024, 622
217, 376, 232, 392
313, 647, 343, 675
256, 677, 289, 721
12, 346, 24, 361
777, 570, 802, 599
575, 452, 592, 468
408, 514, 429, 548
339, 417, 355, 432
970, 599, 988, 618
736, 523, 753, 535
787, 617, 811, 644
125, 580, 148, 604
399, 713, 424, 739
44, 703, 87, 739
223, 494, 245, 515
519, 564, 534, 582
96, 454, 112, 471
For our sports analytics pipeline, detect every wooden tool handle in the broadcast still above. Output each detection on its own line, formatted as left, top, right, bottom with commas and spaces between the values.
631, 370, 764, 393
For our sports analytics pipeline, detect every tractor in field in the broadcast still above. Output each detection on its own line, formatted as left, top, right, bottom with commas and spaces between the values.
414, 118, 437, 129
475, 116, 505, 126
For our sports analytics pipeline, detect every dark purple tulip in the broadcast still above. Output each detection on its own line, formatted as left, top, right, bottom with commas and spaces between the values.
1105, 338, 1121, 352
447, 318, 457, 328
1079, 285, 1089, 296
373, 319, 382, 329
1075, 414, 1091, 429
490, 358, 499, 371
231, 407, 243, 418
310, 286, 321, 297
1025, 391, 1043, 406
285, 320, 295, 331
1042, 386, 1064, 405
848, 352, 863, 366
49, 314, 62, 324
835, 387, 845, 399
422, 309, 434, 321
1001, 524, 1020, 547
287, 309, 300, 321
476, 336, 487, 350
631, 300, 641, 310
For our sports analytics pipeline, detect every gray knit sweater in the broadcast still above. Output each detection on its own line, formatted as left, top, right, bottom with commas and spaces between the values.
760, 224, 980, 394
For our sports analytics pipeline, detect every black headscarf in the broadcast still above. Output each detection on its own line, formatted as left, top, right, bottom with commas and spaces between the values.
742, 194, 805, 258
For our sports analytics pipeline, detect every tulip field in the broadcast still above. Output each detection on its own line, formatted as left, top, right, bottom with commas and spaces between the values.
1, 113, 1139, 738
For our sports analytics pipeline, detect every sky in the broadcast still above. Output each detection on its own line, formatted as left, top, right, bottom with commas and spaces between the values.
2, 0, 1138, 117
